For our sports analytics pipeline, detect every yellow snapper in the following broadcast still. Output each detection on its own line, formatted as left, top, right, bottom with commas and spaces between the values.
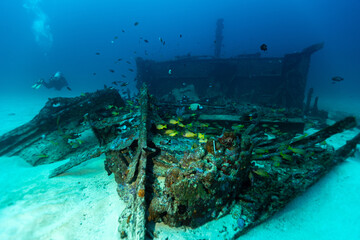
165, 130, 178, 136
198, 133, 205, 139
199, 123, 209, 128
169, 119, 180, 125
156, 124, 167, 130
168, 132, 178, 137
183, 131, 197, 138
252, 169, 270, 177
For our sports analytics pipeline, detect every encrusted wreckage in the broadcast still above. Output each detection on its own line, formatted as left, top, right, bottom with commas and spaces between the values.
0, 89, 124, 166
94, 85, 359, 239
1, 84, 359, 239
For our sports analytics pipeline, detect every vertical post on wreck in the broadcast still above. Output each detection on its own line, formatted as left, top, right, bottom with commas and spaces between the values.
118, 83, 149, 240
214, 18, 224, 58
304, 88, 313, 115
312, 96, 319, 115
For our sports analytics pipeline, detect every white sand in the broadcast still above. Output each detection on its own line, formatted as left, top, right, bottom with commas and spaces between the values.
0, 95, 123, 240
0, 157, 122, 240
0, 95, 359, 240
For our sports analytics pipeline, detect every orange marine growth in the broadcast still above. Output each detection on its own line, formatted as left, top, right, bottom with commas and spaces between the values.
138, 189, 145, 198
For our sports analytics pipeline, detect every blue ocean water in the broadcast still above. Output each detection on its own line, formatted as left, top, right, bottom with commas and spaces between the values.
0, 0, 359, 99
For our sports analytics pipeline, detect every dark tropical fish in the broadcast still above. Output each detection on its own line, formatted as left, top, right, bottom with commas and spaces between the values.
122, 29, 125, 33
109, 69, 115, 73
126, 61, 131, 64
114, 36, 118, 40
121, 74, 127, 78
66, 86, 72, 91
121, 82, 129, 87
104, 84, 108, 88
95, 52, 100, 55
144, 39, 149, 43
112, 81, 118, 86
260, 44, 267, 51
134, 22, 139, 26
117, 58, 122, 61
128, 68, 134, 72
332, 76, 344, 82
159, 37, 165, 45
180, 34, 182, 38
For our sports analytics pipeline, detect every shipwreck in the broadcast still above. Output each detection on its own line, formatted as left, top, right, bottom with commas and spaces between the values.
0, 19, 359, 240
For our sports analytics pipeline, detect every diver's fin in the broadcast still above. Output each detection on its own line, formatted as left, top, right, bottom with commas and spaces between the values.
32, 83, 42, 90
32, 79, 44, 89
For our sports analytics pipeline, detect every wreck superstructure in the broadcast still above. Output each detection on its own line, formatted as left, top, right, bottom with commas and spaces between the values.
136, 42, 323, 110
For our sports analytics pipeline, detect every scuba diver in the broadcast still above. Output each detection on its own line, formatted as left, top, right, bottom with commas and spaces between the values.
32, 72, 71, 91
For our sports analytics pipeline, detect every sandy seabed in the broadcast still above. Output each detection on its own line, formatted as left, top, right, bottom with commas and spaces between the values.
0, 94, 359, 240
